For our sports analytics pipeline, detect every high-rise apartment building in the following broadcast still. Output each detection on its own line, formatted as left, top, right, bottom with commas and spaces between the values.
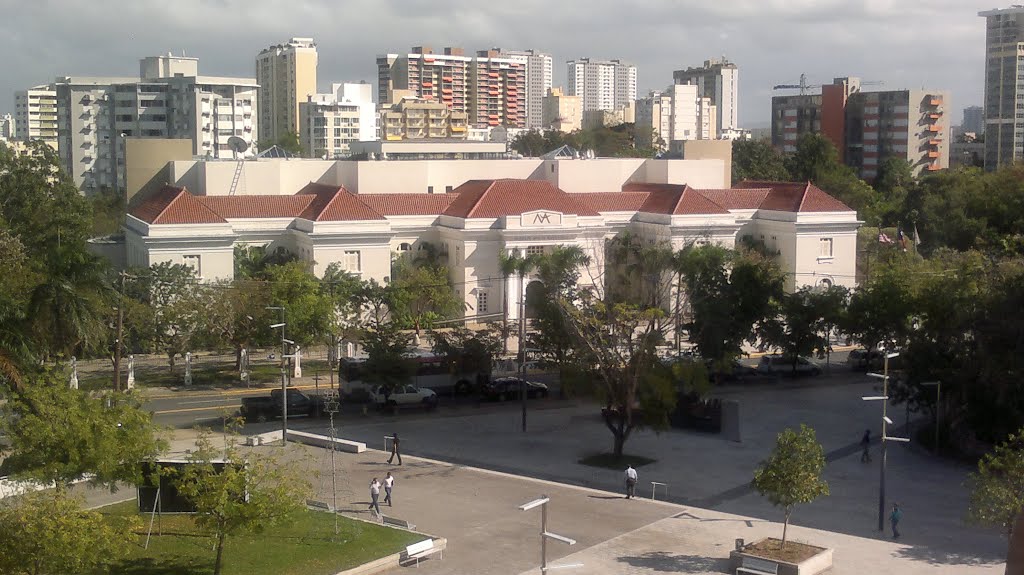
14, 84, 59, 150
673, 58, 739, 134
635, 84, 717, 150
490, 49, 552, 129
377, 47, 529, 129
566, 58, 637, 113
0, 114, 15, 141
979, 7, 1024, 170
962, 105, 984, 135
771, 77, 949, 180
543, 87, 582, 133
379, 97, 469, 141
299, 82, 377, 158
256, 38, 318, 143
56, 55, 257, 193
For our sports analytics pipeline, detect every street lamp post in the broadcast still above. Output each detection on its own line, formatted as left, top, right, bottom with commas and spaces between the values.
863, 349, 910, 532
267, 306, 289, 445
922, 381, 941, 455
518, 496, 581, 574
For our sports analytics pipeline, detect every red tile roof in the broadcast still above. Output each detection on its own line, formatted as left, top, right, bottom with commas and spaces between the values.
443, 179, 600, 218
130, 186, 228, 224
295, 182, 384, 221
358, 194, 458, 216
695, 188, 772, 210
571, 192, 649, 212
735, 180, 852, 212
197, 195, 313, 219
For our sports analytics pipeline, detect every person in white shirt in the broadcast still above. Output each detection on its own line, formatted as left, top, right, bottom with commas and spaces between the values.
368, 478, 382, 516
383, 472, 395, 506
624, 465, 638, 499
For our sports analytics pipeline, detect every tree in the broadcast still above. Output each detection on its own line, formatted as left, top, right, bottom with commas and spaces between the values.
785, 133, 878, 218
752, 424, 830, 547
321, 264, 366, 362
732, 139, 790, 182
131, 262, 207, 372
203, 279, 274, 369
171, 430, 310, 575
257, 131, 302, 156
0, 490, 138, 575
0, 229, 39, 391
390, 256, 461, 334
360, 323, 415, 395
676, 245, 784, 380
499, 250, 541, 355
429, 326, 502, 390
843, 263, 916, 353
529, 246, 592, 370
760, 286, 848, 373
967, 428, 1024, 572
0, 371, 166, 490
264, 261, 332, 347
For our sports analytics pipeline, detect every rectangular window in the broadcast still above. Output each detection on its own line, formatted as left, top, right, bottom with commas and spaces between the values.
343, 250, 361, 272
819, 238, 834, 258
526, 246, 545, 256
476, 291, 488, 313
182, 255, 201, 276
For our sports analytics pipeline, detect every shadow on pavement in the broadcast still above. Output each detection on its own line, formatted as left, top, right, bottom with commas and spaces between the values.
893, 540, 1005, 567
106, 558, 207, 575
617, 551, 731, 573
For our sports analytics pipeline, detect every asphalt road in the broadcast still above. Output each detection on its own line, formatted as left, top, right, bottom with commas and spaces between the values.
147, 350, 857, 429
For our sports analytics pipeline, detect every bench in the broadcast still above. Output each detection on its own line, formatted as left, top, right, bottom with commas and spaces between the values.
737, 556, 779, 575
284, 430, 366, 453
401, 539, 442, 567
382, 515, 415, 530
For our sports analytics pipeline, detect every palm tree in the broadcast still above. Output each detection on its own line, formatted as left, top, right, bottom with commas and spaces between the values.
499, 250, 541, 355
27, 248, 112, 361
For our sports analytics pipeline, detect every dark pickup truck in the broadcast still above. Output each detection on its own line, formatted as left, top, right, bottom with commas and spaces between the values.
239, 388, 329, 423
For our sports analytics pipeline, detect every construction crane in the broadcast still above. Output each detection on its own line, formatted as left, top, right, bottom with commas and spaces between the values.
773, 74, 884, 95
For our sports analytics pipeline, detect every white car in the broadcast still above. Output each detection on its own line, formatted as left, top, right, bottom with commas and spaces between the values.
370, 384, 438, 408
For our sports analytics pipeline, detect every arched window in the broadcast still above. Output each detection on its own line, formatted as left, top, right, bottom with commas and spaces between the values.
818, 278, 833, 289
399, 242, 412, 252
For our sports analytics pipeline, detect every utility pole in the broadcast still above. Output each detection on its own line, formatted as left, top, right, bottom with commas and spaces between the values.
113, 271, 134, 392
267, 306, 288, 445
519, 273, 527, 433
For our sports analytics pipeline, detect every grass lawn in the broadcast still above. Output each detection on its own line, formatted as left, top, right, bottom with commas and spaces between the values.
79, 360, 334, 391
578, 453, 657, 470
97, 501, 423, 575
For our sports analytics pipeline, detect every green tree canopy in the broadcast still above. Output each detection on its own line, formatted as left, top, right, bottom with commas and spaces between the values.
732, 139, 790, 182
752, 424, 830, 547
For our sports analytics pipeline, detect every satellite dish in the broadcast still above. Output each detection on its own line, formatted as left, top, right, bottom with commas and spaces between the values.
227, 136, 249, 159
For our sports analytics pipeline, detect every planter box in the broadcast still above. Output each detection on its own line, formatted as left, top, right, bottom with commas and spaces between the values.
730, 538, 833, 575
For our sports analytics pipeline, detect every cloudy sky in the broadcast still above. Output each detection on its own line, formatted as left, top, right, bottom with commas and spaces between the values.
0, 0, 995, 127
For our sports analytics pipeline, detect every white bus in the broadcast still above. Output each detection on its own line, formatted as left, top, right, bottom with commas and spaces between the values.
338, 352, 482, 400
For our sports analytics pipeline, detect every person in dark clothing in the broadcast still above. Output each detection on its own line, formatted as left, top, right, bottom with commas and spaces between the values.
861, 429, 872, 463
890, 503, 902, 538
388, 432, 402, 465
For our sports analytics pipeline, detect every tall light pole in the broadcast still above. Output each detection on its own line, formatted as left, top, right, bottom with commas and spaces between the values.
863, 348, 909, 532
518, 496, 581, 574
267, 306, 289, 445
922, 381, 941, 455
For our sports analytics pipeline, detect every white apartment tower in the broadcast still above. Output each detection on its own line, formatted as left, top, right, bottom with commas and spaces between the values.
979, 7, 1024, 170
55, 55, 257, 193
299, 82, 377, 158
0, 114, 15, 141
567, 58, 637, 112
256, 38, 318, 143
14, 84, 59, 150
673, 57, 739, 133
492, 49, 553, 129
635, 84, 717, 149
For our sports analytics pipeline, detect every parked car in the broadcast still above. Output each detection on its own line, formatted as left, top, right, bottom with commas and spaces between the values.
756, 354, 822, 376
240, 388, 328, 423
370, 384, 438, 409
847, 348, 883, 371
709, 359, 760, 382
479, 377, 549, 401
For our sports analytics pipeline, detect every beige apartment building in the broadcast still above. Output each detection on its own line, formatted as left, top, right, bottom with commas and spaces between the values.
380, 98, 468, 141
299, 83, 377, 158
14, 84, 58, 150
542, 87, 582, 132
256, 38, 318, 143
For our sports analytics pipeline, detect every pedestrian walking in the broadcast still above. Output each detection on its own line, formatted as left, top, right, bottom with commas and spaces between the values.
368, 478, 382, 517
383, 472, 395, 507
860, 429, 872, 463
624, 465, 638, 499
890, 503, 902, 538
388, 432, 402, 465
